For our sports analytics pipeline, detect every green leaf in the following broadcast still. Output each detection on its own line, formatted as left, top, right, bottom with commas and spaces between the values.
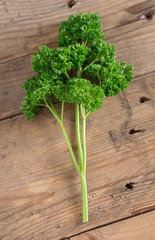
84, 39, 134, 96
21, 13, 134, 120
65, 78, 105, 112
57, 12, 104, 47
90, 39, 115, 62
100, 61, 134, 96
21, 74, 54, 120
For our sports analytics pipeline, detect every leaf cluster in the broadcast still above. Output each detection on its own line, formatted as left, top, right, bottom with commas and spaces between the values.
21, 12, 134, 120
57, 12, 104, 47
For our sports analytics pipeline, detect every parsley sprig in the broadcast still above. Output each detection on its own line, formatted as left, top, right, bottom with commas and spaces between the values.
21, 12, 134, 222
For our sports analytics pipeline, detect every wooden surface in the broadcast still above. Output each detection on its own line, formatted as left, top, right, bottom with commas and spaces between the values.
70, 211, 155, 240
1, 0, 155, 119
0, 0, 155, 240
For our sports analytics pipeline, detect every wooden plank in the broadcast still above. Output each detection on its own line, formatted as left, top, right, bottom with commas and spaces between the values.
0, 0, 153, 63
0, 16, 155, 120
0, 72, 155, 240
70, 211, 155, 240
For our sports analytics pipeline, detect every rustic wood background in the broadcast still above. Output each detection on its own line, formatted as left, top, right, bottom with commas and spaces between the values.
0, 0, 155, 239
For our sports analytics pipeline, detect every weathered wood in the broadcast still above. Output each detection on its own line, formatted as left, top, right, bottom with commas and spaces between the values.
0, 72, 155, 240
0, 16, 155, 120
70, 211, 155, 240
0, 0, 155, 239
0, 0, 154, 63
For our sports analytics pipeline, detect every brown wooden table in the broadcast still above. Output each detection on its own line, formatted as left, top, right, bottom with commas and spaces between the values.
0, 1, 155, 239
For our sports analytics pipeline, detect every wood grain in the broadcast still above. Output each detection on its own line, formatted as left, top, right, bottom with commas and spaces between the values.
70, 211, 155, 240
0, 72, 155, 240
0, 0, 154, 63
0, 0, 155, 239
0, 15, 155, 120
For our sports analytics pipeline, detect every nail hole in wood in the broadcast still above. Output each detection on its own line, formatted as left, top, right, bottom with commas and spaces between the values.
129, 128, 145, 135
68, 0, 78, 8
144, 12, 153, 20
125, 182, 135, 190
139, 96, 151, 103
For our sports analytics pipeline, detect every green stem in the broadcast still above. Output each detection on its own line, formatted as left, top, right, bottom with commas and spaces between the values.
44, 99, 61, 123
82, 41, 87, 46
75, 103, 83, 170
80, 174, 88, 222
45, 99, 81, 175
60, 122, 81, 175
81, 105, 86, 175
45, 98, 56, 115
83, 55, 99, 72
77, 68, 88, 222
97, 72, 102, 86
64, 69, 70, 80
61, 101, 64, 123
77, 67, 82, 78
34, 103, 47, 107
85, 112, 90, 119
45, 97, 88, 222
80, 104, 88, 222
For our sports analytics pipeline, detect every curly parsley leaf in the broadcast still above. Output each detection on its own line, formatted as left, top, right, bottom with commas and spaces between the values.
57, 12, 104, 47
21, 13, 134, 120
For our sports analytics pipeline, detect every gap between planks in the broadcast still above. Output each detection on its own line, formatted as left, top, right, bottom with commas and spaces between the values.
0, 10, 154, 66
0, 13, 147, 66
0, 0, 154, 64
67, 209, 155, 240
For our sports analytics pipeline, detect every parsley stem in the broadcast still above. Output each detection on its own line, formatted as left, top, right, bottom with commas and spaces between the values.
75, 103, 83, 170
83, 55, 99, 72
80, 103, 88, 222
44, 99, 61, 123
77, 68, 88, 221
35, 104, 47, 107
48, 98, 58, 116
61, 101, 64, 123
85, 112, 90, 119
45, 99, 81, 175
98, 74, 101, 86
81, 105, 86, 175
64, 70, 70, 80
80, 174, 88, 222
60, 121, 81, 175
77, 67, 82, 78
82, 41, 87, 46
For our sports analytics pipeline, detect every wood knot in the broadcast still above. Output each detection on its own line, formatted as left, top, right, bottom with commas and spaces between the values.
68, 0, 78, 8
141, 11, 154, 20
129, 128, 145, 135
139, 96, 151, 103
144, 12, 153, 20
125, 182, 135, 190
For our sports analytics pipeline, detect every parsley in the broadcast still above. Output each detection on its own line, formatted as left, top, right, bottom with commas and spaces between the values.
21, 12, 134, 223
